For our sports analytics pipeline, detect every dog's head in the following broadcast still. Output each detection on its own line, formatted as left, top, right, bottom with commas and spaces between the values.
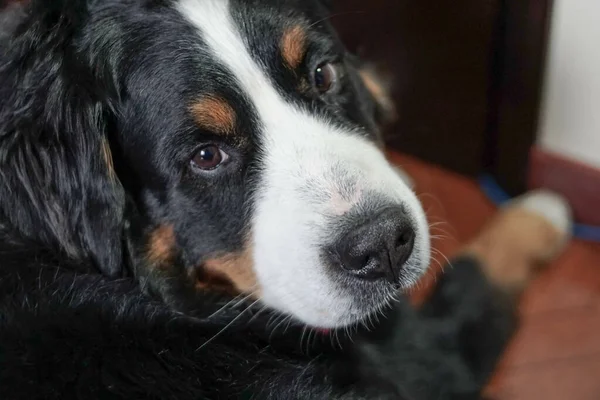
0, 0, 429, 328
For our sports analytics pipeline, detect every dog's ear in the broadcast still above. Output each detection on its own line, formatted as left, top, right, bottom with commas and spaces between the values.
0, 4, 126, 277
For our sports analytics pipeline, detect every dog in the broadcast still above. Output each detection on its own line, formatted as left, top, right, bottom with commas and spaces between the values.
0, 1, 517, 398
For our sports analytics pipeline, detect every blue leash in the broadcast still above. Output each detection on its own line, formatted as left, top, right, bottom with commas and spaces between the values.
478, 174, 600, 243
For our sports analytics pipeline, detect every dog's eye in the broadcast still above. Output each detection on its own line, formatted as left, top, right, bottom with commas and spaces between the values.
191, 145, 228, 170
313, 63, 337, 93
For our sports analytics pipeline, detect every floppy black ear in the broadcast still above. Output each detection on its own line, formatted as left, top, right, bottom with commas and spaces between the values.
0, 2, 126, 277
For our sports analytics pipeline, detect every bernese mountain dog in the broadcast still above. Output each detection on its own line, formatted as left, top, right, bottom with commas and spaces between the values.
1, 1, 520, 398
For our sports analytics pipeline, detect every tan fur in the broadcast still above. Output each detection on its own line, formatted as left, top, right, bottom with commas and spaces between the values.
281, 25, 307, 70
464, 208, 564, 293
147, 225, 176, 268
190, 96, 237, 135
197, 247, 258, 295
359, 68, 397, 123
101, 138, 116, 180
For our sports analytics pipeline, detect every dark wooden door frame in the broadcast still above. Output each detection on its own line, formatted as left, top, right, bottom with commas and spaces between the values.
332, 0, 554, 196
485, 0, 555, 196
333, 0, 500, 178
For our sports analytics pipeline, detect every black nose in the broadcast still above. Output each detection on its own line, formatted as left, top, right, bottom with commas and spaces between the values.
328, 207, 415, 283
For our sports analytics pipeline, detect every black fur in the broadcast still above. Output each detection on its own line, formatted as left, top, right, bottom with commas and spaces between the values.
0, 1, 518, 398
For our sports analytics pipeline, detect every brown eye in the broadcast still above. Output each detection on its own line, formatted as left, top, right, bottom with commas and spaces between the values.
313, 63, 337, 93
191, 145, 228, 170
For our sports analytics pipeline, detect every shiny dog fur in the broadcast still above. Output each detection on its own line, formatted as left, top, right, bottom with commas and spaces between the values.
0, 1, 516, 398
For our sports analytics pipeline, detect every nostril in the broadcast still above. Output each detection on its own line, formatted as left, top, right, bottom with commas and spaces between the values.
395, 230, 413, 248
357, 255, 372, 271
340, 253, 373, 272
362, 254, 377, 270
393, 228, 415, 267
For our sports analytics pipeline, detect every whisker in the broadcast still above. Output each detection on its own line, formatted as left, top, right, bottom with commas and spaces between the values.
335, 328, 343, 350
195, 298, 261, 352
247, 303, 270, 325
269, 314, 293, 341
306, 11, 366, 30
282, 317, 295, 336
431, 247, 453, 270
299, 326, 308, 352
206, 289, 257, 319
305, 327, 316, 355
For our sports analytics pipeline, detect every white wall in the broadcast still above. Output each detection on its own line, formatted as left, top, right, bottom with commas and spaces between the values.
538, 0, 600, 169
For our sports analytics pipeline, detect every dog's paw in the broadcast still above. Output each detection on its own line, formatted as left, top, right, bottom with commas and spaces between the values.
466, 190, 572, 293
505, 189, 572, 261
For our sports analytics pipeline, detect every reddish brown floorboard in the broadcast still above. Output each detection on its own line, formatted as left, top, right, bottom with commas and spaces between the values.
388, 152, 600, 400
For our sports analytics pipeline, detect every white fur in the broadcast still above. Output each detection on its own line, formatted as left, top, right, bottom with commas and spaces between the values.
176, 0, 430, 328
508, 190, 572, 236
507, 190, 573, 255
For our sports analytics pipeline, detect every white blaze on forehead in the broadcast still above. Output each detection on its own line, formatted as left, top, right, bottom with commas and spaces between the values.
176, 0, 363, 148
176, 0, 429, 327
175, 0, 402, 208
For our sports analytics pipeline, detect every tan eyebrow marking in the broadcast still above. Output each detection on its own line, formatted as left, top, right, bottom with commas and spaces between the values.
189, 96, 237, 135
281, 25, 307, 70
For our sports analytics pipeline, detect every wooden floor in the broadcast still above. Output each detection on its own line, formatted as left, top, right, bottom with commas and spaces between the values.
388, 152, 600, 400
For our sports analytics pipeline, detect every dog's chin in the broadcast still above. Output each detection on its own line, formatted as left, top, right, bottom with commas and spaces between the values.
260, 292, 390, 330
257, 252, 427, 330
